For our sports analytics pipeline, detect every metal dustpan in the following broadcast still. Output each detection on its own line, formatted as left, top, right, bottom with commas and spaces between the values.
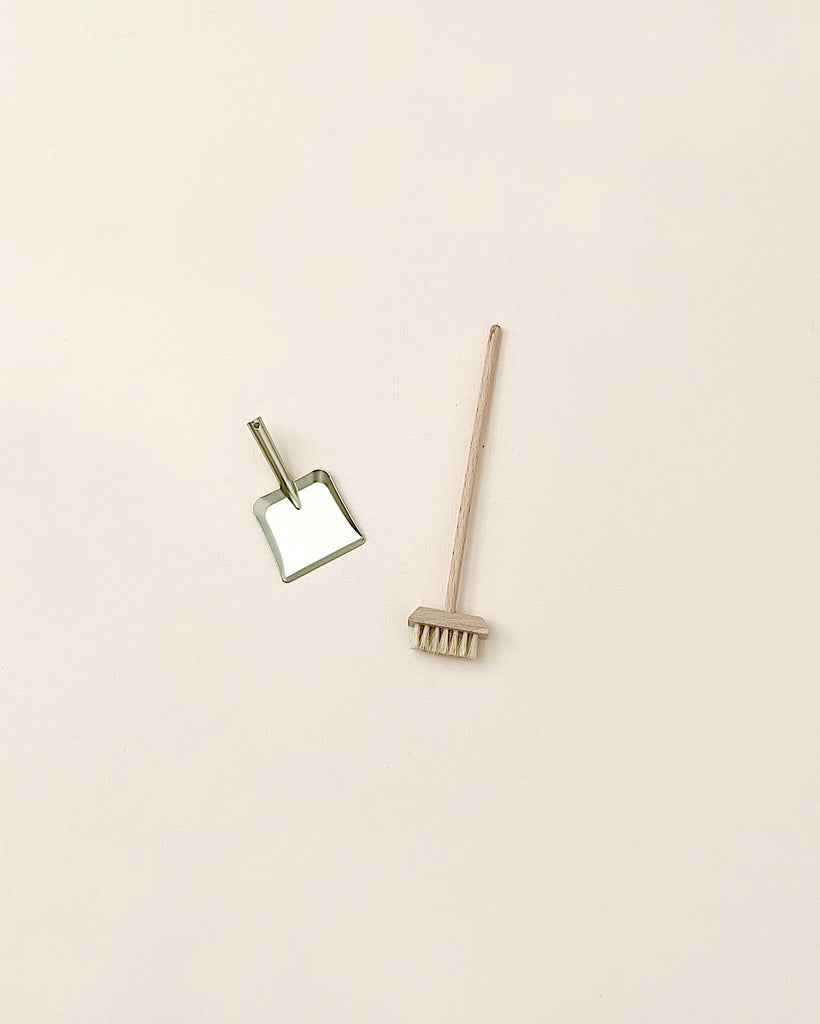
248, 417, 365, 582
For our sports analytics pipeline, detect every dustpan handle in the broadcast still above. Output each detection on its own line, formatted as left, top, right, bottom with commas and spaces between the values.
247, 418, 302, 510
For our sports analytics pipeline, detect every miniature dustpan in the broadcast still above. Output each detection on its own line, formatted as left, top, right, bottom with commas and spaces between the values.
248, 417, 365, 582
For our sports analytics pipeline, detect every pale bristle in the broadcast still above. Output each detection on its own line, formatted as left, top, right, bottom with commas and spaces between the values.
410, 623, 482, 659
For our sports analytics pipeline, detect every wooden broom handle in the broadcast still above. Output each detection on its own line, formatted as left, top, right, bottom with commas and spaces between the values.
445, 325, 502, 612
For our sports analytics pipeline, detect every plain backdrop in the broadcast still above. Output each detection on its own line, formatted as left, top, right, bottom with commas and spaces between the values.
1, 2, 819, 1021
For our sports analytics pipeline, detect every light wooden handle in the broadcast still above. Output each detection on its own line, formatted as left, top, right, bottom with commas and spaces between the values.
445, 325, 502, 612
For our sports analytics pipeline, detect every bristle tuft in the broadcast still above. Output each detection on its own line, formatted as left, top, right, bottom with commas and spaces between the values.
410, 619, 484, 659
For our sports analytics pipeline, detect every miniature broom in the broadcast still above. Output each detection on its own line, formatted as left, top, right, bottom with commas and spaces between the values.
409, 325, 502, 659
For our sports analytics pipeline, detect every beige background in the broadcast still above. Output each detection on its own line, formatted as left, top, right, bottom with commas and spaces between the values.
2, 2, 819, 1020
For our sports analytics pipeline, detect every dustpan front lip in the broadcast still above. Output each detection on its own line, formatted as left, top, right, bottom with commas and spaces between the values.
279, 534, 365, 581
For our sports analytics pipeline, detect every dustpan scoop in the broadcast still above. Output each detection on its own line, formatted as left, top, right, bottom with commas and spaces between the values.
248, 418, 365, 582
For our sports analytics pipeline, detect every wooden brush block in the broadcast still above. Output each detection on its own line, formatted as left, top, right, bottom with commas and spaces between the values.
408, 606, 489, 637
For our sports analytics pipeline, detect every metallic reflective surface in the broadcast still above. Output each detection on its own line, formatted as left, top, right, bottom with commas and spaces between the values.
247, 417, 302, 509
252, 470, 365, 582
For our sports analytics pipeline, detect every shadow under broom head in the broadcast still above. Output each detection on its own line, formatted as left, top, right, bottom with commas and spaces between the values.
409, 325, 502, 660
